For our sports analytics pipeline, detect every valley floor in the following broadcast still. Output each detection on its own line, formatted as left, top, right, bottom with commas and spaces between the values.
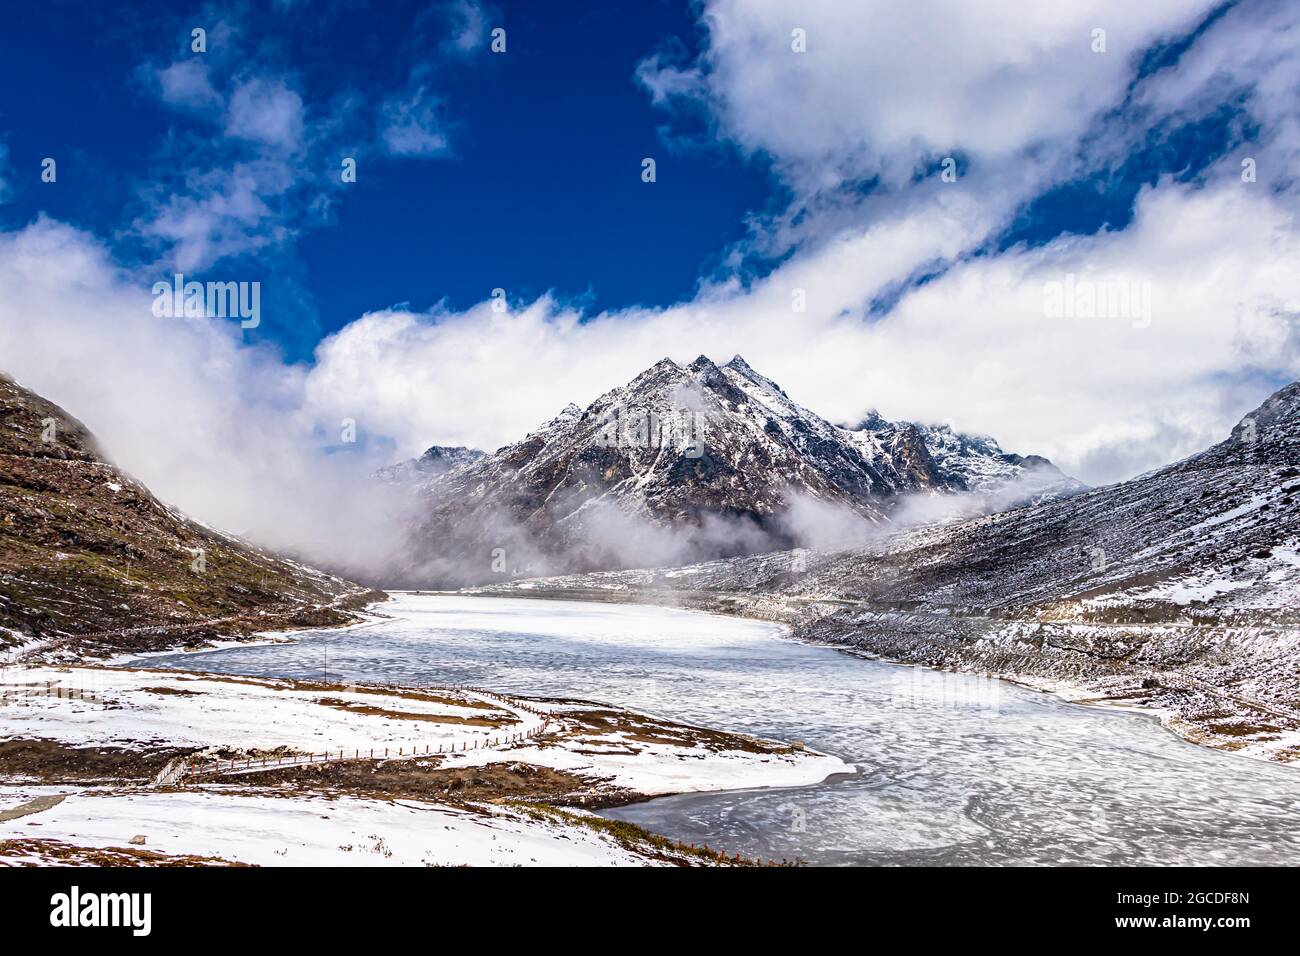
0, 660, 846, 867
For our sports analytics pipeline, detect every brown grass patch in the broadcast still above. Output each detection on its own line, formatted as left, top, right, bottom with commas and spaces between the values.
244, 758, 606, 805
559, 708, 793, 755
93, 666, 498, 709
312, 697, 512, 727
0, 838, 249, 867
141, 685, 201, 697
0, 738, 194, 783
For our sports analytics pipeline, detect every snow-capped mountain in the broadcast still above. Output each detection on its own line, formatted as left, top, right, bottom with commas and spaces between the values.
480, 378, 1300, 761
544, 376, 1300, 624
391, 354, 1083, 583
790, 379, 1300, 623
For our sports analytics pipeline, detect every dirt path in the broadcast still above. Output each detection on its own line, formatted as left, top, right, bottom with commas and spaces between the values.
0, 793, 65, 822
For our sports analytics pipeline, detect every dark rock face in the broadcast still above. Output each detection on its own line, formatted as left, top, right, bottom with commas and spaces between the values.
388, 355, 1084, 585
0, 374, 368, 643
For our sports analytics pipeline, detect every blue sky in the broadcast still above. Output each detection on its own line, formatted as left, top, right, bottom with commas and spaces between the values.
1, 0, 782, 359
0, 0, 1297, 555
0, 1, 1256, 361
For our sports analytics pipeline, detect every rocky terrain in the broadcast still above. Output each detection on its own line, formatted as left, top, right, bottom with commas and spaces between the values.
0, 374, 377, 656
477, 379, 1300, 762
388, 354, 1082, 584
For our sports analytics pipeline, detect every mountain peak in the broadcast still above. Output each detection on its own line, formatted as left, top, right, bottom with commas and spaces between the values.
720, 354, 789, 399
855, 409, 886, 430
395, 353, 1089, 583
534, 402, 584, 433
0, 372, 104, 462
626, 357, 685, 391
419, 444, 483, 462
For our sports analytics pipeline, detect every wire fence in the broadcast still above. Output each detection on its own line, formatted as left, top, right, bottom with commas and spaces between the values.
0, 673, 557, 787
184, 717, 551, 779
167, 686, 554, 785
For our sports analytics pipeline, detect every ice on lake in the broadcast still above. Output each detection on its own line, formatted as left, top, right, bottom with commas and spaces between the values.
135, 593, 1300, 866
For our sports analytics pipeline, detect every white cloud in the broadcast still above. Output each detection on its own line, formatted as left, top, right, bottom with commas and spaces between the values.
379, 86, 450, 157
130, 4, 470, 272
444, 0, 490, 53
132, 60, 320, 272
1131, 0, 1300, 188
136, 160, 294, 272
641, 0, 1219, 191
154, 60, 222, 111
225, 78, 305, 149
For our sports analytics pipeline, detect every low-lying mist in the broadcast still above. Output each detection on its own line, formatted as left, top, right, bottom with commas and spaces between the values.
370, 469, 1071, 590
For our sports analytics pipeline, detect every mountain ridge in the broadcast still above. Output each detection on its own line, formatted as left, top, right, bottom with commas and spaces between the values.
386, 354, 1085, 584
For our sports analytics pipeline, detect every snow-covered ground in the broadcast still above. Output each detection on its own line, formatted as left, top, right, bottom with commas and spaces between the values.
441, 700, 843, 796
0, 648, 847, 866
0, 786, 650, 867
0, 666, 523, 754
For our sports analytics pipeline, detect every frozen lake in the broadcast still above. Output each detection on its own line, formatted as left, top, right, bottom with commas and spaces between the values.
136, 593, 1300, 865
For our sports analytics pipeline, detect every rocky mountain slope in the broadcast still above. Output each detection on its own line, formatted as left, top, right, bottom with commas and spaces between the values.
392, 354, 1082, 583
483, 379, 1300, 760
374, 445, 485, 485
0, 374, 375, 654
